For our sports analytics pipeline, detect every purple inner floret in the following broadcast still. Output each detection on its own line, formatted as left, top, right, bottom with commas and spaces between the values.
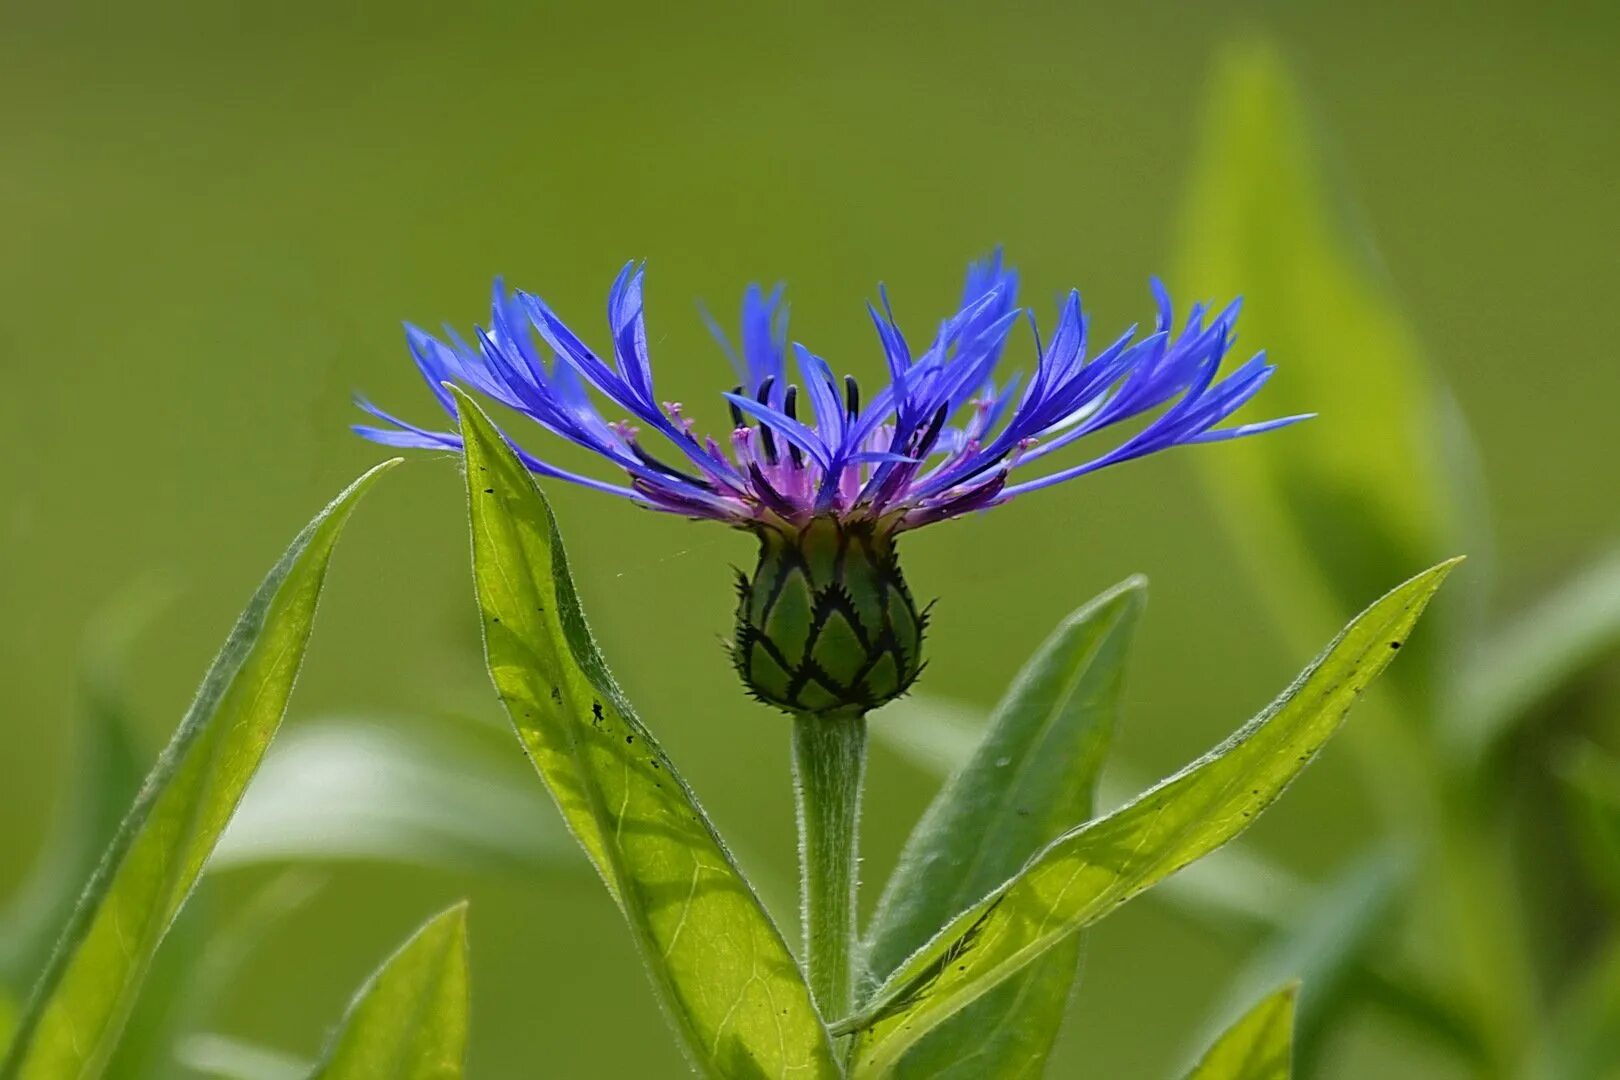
354, 252, 1310, 531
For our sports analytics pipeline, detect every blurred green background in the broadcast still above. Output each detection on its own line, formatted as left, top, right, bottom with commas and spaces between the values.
2, 2, 1616, 1076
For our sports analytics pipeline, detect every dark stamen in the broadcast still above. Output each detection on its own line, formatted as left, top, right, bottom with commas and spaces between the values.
783, 386, 804, 467
747, 463, 797, 518
756, 377, 779, 465
844, 375, 861, 419
915, 403, 950, 456
628, 440, 715, 490
728, 385, 746, 429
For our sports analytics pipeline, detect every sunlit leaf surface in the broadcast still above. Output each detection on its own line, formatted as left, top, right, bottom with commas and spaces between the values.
1177, 41, 1455, 665
1185, 983, 1297, 1080
454, 390, 838, 1079
310, 904, 470, 1080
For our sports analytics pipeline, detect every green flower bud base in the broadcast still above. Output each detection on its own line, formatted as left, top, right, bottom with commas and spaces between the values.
733, 517, 926, 717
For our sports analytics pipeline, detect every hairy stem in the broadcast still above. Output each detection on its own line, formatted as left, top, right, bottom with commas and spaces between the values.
792, 709, 868, 1021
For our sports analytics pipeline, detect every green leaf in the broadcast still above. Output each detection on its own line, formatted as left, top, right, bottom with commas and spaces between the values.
840, 560, 1457, 1076
213, 717, 572, 876
0, 583, 157, 986
1198, 846, 1406, 1073
0, 459, 399, 1080
1185, 983, 1298, 1080
863, 578, 1145, 1077
452, 389, 839, 1079
1460, 549, 1620, 757
873, 698, 1306, 938
1176, 39, 1456, 667
310, 903, 470, 1080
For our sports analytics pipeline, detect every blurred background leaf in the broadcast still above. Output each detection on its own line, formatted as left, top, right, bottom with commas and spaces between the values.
1194, 846, 1408, 1075
1534, 935, 1620, 1080
212, 717, 569, 877
1461, 550, 1620, 758
1560, 744, 1620, 914
0, 581, 158, 988
174, 1034, 307, 1080
1174, 39, 1468, 711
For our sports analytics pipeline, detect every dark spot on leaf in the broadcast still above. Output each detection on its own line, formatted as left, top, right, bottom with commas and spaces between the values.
592, 701, 605, 722
1389, 640, 1402, 649
550, 687, 562, 704
625, 734, 634, 744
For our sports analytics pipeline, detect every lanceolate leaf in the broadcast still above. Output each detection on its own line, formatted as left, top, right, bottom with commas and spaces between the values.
1176, 40, 1454, 666
872, 697, 1478, 1059
864, 579, 1145, 1077
872, 698, 1306, 937
1186, 983, 1298, 1080
310, 904, 470, 1080
0, 460, 398, 1080
841, 560, 1456, 1076
453, 389, 839, 1079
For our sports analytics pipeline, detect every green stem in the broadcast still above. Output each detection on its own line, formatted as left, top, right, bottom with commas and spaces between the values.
791, 709, 867, 1020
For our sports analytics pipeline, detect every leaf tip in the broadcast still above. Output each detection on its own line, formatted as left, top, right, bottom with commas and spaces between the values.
1117, 572, 1150, 596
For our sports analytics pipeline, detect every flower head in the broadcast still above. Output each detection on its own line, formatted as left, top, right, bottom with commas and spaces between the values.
358, 252, 1306, 717
355, 252, 1307, 534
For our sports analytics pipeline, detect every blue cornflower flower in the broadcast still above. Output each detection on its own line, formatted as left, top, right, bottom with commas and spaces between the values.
358, 252, 1306, 715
